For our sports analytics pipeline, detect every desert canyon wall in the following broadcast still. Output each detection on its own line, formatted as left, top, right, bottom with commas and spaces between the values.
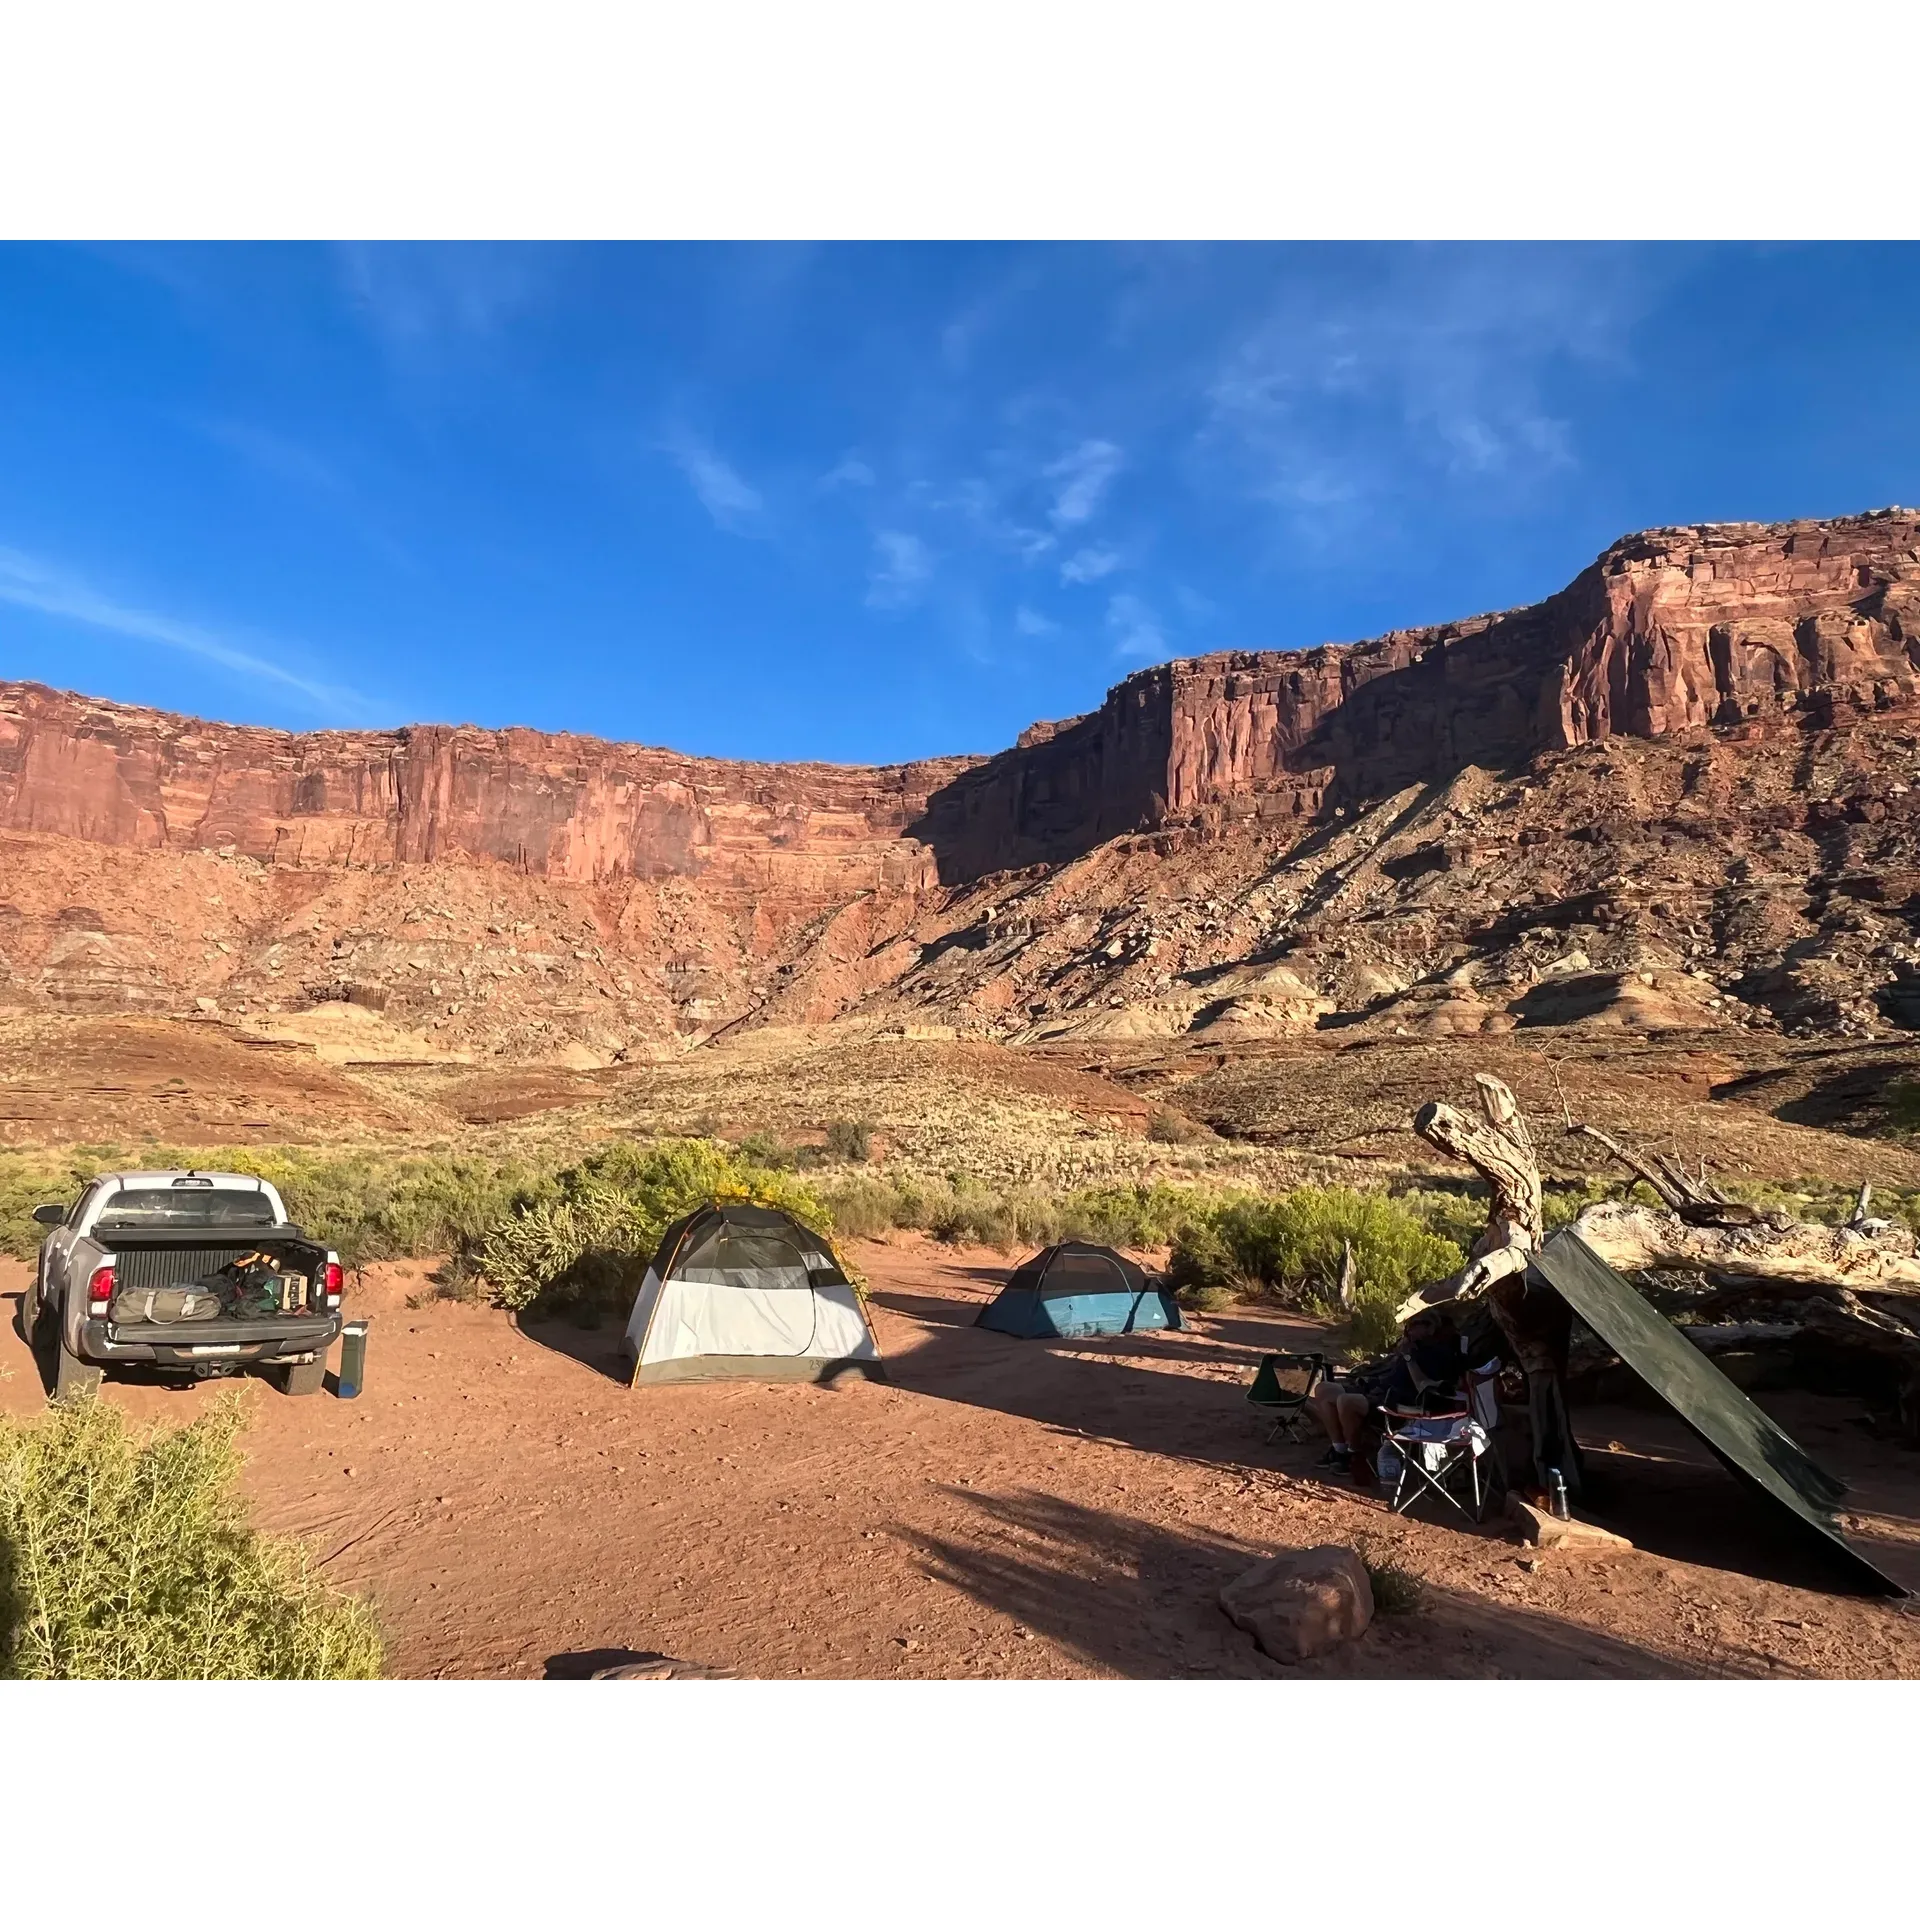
2, 508, 1917, 1054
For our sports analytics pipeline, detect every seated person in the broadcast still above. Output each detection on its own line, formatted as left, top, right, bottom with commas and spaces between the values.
1304, 1311, 1465, 1485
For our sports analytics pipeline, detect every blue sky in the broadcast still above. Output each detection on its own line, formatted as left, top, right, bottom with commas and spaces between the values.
1, 242, 1917, 765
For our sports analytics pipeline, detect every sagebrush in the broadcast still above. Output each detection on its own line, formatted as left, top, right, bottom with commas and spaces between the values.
476, 1138, 836, 1317
0, 1396, 382, 1679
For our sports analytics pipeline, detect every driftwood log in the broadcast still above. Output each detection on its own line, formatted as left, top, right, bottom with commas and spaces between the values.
1571, 1198, 1920, 1293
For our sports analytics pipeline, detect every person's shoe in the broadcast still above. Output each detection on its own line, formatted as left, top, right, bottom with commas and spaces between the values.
1316, 1445, 1350, 1469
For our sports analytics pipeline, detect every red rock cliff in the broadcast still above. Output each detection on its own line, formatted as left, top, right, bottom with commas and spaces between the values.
918, 509, 1920, 877
0, 686, 973, 896
6, 510, 1917, 891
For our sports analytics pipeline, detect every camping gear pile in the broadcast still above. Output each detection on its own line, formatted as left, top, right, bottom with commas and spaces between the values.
108, 1249, 318, 1326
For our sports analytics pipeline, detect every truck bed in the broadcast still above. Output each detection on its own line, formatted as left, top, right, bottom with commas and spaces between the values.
97, 1225, 327, 1298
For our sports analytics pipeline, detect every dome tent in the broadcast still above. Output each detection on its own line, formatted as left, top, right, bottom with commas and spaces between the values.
976, 1242, 1183, 1340
619, 1204, 886, 1387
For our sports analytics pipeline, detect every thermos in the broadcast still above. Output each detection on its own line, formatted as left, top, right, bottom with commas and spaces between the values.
1548, 1468, 1569, 1521
335, 1321, 368, 1399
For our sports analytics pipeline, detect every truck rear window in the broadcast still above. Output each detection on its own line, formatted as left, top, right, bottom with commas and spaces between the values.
95, 1188, 278, 1229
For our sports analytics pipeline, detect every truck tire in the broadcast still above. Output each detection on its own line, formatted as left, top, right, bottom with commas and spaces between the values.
53, 1332, 104, 1403
275, 1358, 327, 1396
16, 1277, 37, 1347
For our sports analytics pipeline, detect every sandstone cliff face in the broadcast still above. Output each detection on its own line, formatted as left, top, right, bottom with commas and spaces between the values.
0, 685, 970, 895
919, 509, 1920, 879
3, 509, 1917, 1055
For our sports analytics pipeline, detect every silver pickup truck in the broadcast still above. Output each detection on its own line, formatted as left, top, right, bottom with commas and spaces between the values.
20, 1170, 344, 1401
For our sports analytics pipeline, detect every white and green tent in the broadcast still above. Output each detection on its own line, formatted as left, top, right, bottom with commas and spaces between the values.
619, 1204, 886, 1387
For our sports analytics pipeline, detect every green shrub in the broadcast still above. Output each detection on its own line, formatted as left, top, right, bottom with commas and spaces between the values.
816, 1174, 910, 1240
0, 1145, 544, 1269
1168, 1187, 1459, 1357
476, 1138, 836, 1317
1363, 1552, 1423, 1616
0, 1396, 382, 1679
824, 1118, 874, 1163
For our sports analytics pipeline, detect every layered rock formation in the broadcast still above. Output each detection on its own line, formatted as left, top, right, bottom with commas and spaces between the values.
0, 682, 970, 894
2, 508, 1917, 1056
920, 509, 1920, 879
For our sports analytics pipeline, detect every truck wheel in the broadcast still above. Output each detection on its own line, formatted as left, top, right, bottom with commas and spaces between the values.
15, 1279, 37, 1348
275, 1358, 327, 1397
53, 1334, 104, 1403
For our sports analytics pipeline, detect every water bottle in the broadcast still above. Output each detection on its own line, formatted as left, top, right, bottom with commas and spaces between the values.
1548, 1468, 1569, 1521
335, 1321, 368, 1399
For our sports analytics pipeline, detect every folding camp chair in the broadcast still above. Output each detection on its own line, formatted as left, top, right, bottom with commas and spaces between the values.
1246, 1351, 1332, 1445
1378, 1358, 1507, 1523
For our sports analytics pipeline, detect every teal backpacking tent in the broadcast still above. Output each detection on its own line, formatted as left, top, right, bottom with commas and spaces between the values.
976, 1242, 1183, 1339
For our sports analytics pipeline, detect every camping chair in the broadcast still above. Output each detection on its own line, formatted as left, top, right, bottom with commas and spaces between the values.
1246, 1351, 1332, 1445
1378, 1357, 1507, 1523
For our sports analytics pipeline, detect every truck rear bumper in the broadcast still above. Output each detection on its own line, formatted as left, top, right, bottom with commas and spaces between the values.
81, 1316, 341, 1369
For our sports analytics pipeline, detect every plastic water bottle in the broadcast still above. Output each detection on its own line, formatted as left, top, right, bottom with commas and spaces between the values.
335, 1321, 368, 1399
1548, 1468, 1569, 1521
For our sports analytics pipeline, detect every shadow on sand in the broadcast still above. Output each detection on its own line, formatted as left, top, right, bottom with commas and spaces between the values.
871, 1264, 1913, 1600
895, 1485, 1706, 1678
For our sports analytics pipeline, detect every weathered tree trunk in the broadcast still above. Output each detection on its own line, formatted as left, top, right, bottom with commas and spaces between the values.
1408, 1074, 1582, 1498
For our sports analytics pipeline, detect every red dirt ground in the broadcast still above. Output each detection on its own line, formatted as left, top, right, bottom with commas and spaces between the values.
5, 1237, 1917, 1679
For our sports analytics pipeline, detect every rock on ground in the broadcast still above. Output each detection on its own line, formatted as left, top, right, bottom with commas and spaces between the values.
1219, 1544, 1375, 1665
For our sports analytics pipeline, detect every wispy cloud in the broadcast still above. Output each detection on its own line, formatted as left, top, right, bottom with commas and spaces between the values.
1107, 591, 1171, 662
662, 432, 765, 536
196, 419, 347, 498
818, 453, 875, 491
0, 545, 375, 721
1060, 545, 1122, 585
337, 242, 550, 350
866, 530, 933, 610
1046, 438, 1123, 528
1014, 604, 1060, 638
1202, 246, 1643, 544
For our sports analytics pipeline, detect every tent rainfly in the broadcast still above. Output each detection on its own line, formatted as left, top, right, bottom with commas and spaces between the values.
619, 1204, 886, 1387
1531, 1228, 1907, 1598
976, 1241, 1184, 1339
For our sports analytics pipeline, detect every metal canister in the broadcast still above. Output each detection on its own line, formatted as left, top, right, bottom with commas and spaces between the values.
1548, 1467, 1569, 1521
335, 1320, 369, 1399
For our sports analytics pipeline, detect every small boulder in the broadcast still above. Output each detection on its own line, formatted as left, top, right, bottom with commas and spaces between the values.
1219, 1545, 1374, 1664
591, 1657, 736, 1680
1506, 1495, 1633, 1554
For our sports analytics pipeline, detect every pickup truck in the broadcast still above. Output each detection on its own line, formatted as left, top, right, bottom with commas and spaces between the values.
20, 1170, 344, 1401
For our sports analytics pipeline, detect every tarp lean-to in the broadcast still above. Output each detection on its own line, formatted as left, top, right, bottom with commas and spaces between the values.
620, 1204, 886, 1387
1531, 1228, 1906, 1598
976, 1241, 1184, 1339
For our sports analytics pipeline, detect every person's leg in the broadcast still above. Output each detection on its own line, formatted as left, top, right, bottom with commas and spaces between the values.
1305, 1381, 1351, 1461
1339, 1393, 1379, 1485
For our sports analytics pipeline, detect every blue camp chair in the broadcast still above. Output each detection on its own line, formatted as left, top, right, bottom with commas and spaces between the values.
976, 1242, 1183, 1339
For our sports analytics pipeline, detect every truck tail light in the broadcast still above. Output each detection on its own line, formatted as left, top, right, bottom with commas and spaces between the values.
87, 1259, 116, 1318
323, 1259, 343, 1308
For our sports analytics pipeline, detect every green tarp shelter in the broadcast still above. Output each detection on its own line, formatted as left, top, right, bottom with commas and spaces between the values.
1531, 1228, 1906, 1598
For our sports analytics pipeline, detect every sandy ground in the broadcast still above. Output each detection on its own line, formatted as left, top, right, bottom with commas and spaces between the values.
5, 1237, 1919, 1679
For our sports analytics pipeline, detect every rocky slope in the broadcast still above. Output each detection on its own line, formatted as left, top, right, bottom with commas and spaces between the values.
2, 508, 1917, 1061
